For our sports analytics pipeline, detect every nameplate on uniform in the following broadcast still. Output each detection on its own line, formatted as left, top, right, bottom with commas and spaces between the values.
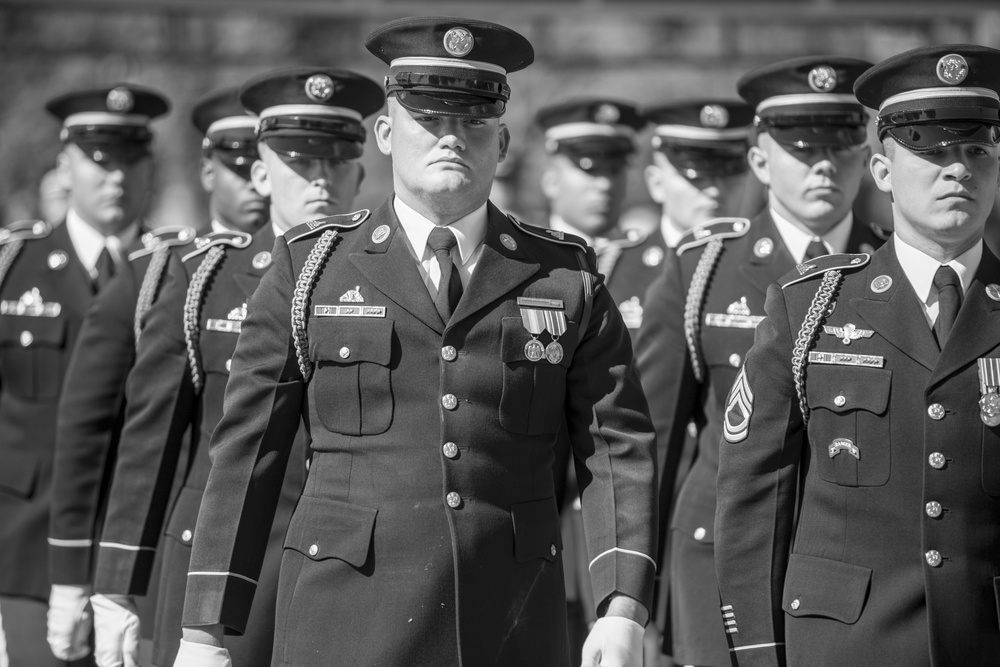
704, 313, 765, 329
313, 305, 386, 318
516, 297, 564, 310
808, 351, 884, 368
206, 319, 242, 334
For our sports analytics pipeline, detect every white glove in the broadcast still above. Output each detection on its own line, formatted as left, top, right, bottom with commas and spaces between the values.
581, 615, 645, 667
172, 639, 233, 667
91, 594, 141, 667
47, 584, 93, 661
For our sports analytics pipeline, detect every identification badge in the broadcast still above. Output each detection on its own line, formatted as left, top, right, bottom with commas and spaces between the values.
704, 297, 764, 329
823, 323, 874, 345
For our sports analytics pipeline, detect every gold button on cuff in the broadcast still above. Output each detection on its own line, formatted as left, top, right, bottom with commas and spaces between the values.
928, 403, 946, 420
443, 442, 459, 459
693, 527, 707, 541
790, 599, 800, 611
446, 492, 461, 508
925, 501, 942, 518
442, 345, 457, 361
929, 452, 946, 469
181, 529, 193, 543
19, 331, 32, 347
339, 346, 351, 359
728, 353, 741, 367
308, 544, 319, 556
550, 544, 557, 557
442, 394, 458, 410
834, 395, 846, 407
925, 550, 942, 567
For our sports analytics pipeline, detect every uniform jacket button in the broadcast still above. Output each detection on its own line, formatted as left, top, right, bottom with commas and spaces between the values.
925, 550, 942, 567
927, 403, 946, 420
442, 394, 458, 410
225, 358, 232, 372
19, 331, 32, 347
442, 442, 458, 459
181, 529, 193, 543
834, 394, 846, 407
928, 452, 946, 469
441, 345, 457, 361
308, 544, 319, 556
728, 353, 741, 367
550, 544, 557, 557
790, 599, 800, 610
693, 527, 707, 541
446, 492, 461, 508
925, 501, 942, 518
339, 346, 351, 359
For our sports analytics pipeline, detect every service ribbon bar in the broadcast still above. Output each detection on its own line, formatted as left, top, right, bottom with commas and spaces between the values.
206, 319, 242, 333
808, 351, 885, 368
516, 296, 564, 310
313, 305, 386, 318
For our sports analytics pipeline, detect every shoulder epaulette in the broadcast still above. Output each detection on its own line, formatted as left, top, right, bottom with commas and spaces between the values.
287, 209, 371, 244
608, 227, 648, 250
677, 217, 750, 256
129, 225, 197, 261
869, 222, 891, 241
0, 220, 51, 246
181, 230, 253, 263
507, 214, 588, 251
781, 253, 870, 289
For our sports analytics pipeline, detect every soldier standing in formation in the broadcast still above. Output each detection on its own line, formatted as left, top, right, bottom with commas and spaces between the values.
87, 68, 383, 667
636, 56, 888, 667
716, 44, 1000, 667
0, 85, 167, 667
173, 16, 657, 667
45, 86, 267, 665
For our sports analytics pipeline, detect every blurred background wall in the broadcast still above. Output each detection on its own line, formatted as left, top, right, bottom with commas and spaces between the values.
2, 0, 1000, 234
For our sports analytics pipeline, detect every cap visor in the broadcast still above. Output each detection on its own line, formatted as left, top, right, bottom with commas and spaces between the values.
886, 122, 1000, 151
659, 145, 748, 176
764, 125, 867, 148
394, 91, 505, 119
263, 136, 363, 160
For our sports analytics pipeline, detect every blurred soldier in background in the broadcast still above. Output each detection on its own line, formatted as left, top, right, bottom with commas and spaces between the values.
87, 68, 380, 667
0, 84, 167, 667
45, 86, 266, 666
636, 56, 887, 667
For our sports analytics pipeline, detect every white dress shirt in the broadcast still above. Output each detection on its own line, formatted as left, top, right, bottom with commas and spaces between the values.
771, 208, 853, 264
894, 234, 981, 329
65, 208, 138, 279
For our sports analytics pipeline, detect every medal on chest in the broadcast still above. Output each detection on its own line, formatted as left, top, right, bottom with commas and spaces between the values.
978, 358, 1000, 427
518, 297, 567, 364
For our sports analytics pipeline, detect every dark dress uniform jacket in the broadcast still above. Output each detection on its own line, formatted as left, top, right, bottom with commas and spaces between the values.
715, 238, 1000, 667
180, 199, 658, 667
635, 210, 884, 666
601, 228, 669, 339
0, 221, 104, 600
94, 226, 306, 667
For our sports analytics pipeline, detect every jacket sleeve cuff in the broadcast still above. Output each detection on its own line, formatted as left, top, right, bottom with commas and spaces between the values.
93, 543, 156, 595
589, 547, 657, 616
182, 571, 258, 635
48, 539, 94, 585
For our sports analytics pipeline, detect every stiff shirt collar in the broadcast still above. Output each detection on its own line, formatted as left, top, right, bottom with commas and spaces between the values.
660, 214, 686, 249
210, 219, 226, 233
894, 234, 981, 327
395, 196, 487, 267
65, 208, 138, 274
771, 207, 853, 263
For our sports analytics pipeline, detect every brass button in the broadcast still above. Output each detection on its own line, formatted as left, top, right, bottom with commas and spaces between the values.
225, 359, 232, 372
339, 346, 351, 359
687, 421, 697, 438
925, 550, 942, 567
928, 403, 946, 420
929, 452, 946, 469
925, 501, 942, 518
308, 544, 319, 556
550, 544, 557, 557
442, 394, 458, 410
441, 345, 457, 361
790, 599, 800, 610
693, 527, 707, 541
442, 442, 459, 459
19, 331, 33, 347
834, 395, 846, 407
446, 492, 461, 508
181, 529, 193, 543
728, 353, 741, 367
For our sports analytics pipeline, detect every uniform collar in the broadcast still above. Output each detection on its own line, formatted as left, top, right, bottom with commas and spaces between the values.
65, 208, 139, 272
660, 214, 686, 249
549, 215, 593, 247
210, 219, 226, 233
394, 195, 487, 266
271, 220, 286, 238
894, 233, 982, 305
770, 207, 853, 263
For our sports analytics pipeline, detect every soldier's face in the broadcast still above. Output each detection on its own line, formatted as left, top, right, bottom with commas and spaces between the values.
541, 155, 627, 238
375, 99, 509, 221
750, 133, 868, 234
251, 142, 362, 232
871, 139, 1000, 252
58, 143, 152, 233
201, 156, 269, 234
644, 152, 747, 231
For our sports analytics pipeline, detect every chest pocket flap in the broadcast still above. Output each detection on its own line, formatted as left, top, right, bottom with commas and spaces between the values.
806, 365, 891, 415
782, 553, 871, 624
0, 315, 68, 399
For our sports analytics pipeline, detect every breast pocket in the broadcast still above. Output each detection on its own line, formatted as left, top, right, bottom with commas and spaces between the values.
806, 365, 892, 487
309, 318, 394, 436
499, 317, 577, 436
0, 315, 67, 400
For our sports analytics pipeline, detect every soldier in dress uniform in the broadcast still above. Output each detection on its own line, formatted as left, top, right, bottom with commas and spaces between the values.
635, 56, 888, 667
45, 87, 267, 666
173, 17, 657, 667
0, 84, 167, 667
87, 68, 382, 667
715, 44, 1000, 667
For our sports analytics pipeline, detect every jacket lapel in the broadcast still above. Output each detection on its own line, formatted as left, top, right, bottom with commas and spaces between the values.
348, 199, 444, 335
928, 244, 1000, 390
449, 204, 540, 328
850, 238, 939, 372
55, 223, 96, 312
738, 210, 797, 296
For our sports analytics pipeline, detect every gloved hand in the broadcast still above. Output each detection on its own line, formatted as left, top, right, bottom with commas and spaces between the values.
581, 615, 645, 667
91, 593, 141, 667
47, 584, 93, 661
171, 639, 233, 667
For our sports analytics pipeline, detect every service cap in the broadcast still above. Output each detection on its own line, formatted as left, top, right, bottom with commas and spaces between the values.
854, 44, 1000, 151
46, 84, 170, 164
643, 100, 753, 177
239, 68, 384, 160
191, 87, 258, 178
536, 99, 644, 172
365, 16, 534, 119
738, 56, 872, 148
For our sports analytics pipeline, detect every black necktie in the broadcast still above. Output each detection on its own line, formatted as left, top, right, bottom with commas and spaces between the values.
933, 265, 962, 348
93, 246, 116, 292
803, 239, 828, 261
427, 226, 463, 323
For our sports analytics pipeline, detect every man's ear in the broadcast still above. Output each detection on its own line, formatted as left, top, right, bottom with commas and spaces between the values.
540, 163, 561, 200
355, 163, 365, 194
200, 157, 215, 194
374, 115, 393, 157
643, 163, 666, 204
55, 149, 73, 191
250, 158, 271, 198
870, 152, 893, 194
747, 145, 771, 187
497, 123, 511, 164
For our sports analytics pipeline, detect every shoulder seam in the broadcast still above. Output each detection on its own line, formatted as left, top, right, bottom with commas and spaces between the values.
287, 209, 371, 244
508, 214, 588, 250
781, 253, 870, 289
677, 217, 750, 256
181, 231, 253, 262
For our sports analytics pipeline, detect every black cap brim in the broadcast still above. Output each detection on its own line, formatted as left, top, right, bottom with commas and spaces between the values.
659, 145, 749, 177
262, 136, 363, 160
392, 90, 506, 119
763, 124, 868, 148
886, 122, 1000, 151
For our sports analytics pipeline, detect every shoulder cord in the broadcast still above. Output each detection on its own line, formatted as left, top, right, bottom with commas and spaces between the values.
133, 245, 171, 350
0, 239, 25, 295
791, 270, 842, 426
183, 246, 225, 394
291, 230, 338, 382
682, 238, 723, 383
